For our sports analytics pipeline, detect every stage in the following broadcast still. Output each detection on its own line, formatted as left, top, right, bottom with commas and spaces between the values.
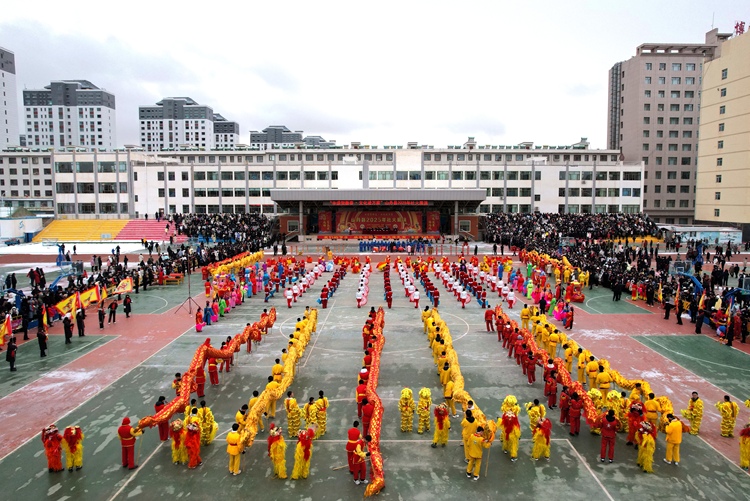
314, 232, 441, 241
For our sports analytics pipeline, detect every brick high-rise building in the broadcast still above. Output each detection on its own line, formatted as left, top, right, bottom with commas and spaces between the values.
607, 29, 731, 225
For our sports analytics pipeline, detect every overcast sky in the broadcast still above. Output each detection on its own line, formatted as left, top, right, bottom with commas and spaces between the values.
1, 1, 747, 149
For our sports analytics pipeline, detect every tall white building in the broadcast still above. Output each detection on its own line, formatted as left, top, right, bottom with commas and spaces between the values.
0, 47, 19, 148
22, 80, 117, 149
138, 97, 239, 151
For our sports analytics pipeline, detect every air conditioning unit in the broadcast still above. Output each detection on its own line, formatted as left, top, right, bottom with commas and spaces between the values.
581, 180, 588, 185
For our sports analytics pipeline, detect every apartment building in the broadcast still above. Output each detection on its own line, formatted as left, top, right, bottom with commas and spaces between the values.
0, 48, 19, 148
607, 29, 731, 225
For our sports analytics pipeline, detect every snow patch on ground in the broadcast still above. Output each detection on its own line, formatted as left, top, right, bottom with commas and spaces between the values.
0, 242, 146, 256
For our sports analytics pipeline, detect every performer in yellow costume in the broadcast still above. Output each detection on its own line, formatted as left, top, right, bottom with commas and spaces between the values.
531, 417, 552, 461
715, 396, 740, 437
499, 411, 521, 462
61, 425, 84, 471
636, 422, 656, 473
284, 391, 303, 438
303, 397, 317, 429
525, 399, 546, 434
291, 427, 315, 479
431, 403, 451, 447
170, 419, 188, 465
680, 391, 704, 435
226, 423, 241, 475
197, 400, 218, 445
267, 424, 287, 479
399, 388, 416, 432
465, 426, 491, 481
315, 391, 329, 438
417, 387, 432, 434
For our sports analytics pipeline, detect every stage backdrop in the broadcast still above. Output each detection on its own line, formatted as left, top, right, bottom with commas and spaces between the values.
318, 211, 332, 233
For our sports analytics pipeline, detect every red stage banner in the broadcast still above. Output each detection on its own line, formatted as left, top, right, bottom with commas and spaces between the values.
335, 211, 422, 233
426, 211, 440, 233
318, 211, 332, 233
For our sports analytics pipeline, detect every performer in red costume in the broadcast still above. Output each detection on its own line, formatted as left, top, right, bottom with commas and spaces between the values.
42, 424, 63, 472
569, 393, 583, 436
346, 421, 361, 475
117, 417, 143, 470
208, 357, 219, 385
195, 365, 206, 398
155, 396, 170, 441
626, 400, 645, 446
485, 308, 496, 332
356, 379, 367, 418
185, 419, 203, 469
544, 373, 558, 409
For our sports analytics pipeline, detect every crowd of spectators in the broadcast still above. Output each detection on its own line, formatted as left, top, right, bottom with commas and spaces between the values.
172, 213, 273, 252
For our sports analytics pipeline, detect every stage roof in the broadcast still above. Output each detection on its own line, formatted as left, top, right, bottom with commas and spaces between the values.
270, 188, 486, 211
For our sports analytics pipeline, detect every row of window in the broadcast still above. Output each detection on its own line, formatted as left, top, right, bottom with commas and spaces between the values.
644, 62, 697, 71
646, 185, 692, 194
643, 90, 696, 99
0, 178, 51, 186
644, 104, 694, 112
644, 77, 697, 86
54, 162, 128, 173
641, 117, 694, 125
55, 182, 128, 194
0, 157, 51, 165
555, 188, 641, 197
641, 130, 693, 139
1, 190, 53, 197
643, 199, 692, 208
58, 203, 128, 215
0, 168, 52, 176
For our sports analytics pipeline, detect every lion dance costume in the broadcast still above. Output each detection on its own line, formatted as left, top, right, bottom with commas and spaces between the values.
61, 426, 84, 471
42, 424, 63, 472
636, 421, 656, 473
587, 389, 604, 435
525, 401, 546, 434
680, 397, 704, 435
291, 427, 314, 479
170, 420, 188, 465
399, 388, 416, 432
285, 396, 302, 438
315, 396, 329, 438
417, 387, 432, 434
185, 421, 202, 469
432, 403, 450, 447
715, 399, 739, 437
198, 406, 219, 446
531, 418, 552, 461
499, 411, 521, 461
740, 422, 750, 471
268, 424, 288, 479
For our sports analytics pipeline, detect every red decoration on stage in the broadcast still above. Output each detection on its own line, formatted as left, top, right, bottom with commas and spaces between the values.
426, 211, 440, 233
318, 211, 332, 233
335, 211, 422, 233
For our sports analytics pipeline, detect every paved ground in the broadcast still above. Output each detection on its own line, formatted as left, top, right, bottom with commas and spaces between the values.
0, 246, 748, 501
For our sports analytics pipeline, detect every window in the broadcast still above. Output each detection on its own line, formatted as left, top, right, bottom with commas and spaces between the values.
715, 209, 720, 217
644, 76, 652, 84
686, 63, 695, 71
671, 77, 681, 84
655, 185, 662, 193
644, 104, 651, 111
158, 188, 165, 198
683, 131, 692, 138
719, 106, 726, 115
194, 171, 206, 180
670, 104, 680, 112
670, 117, 679, 125
716, 175, 722, 183
658, 92, 665, 99
672, 63, 682, 71
659, 77, 666, 85
718, 123, 725, 132
669, 131, 679, 138
721, 68, 728, 80
715, 192, 721, 200
289, 171, 300, 181
276, 171, 288, 181
645, 90, 651, 98
680, 186, 690, 193
685, 91, 694, 98
668, 157, 678, 165
657, 131, 664, 138
717, 158, 723, 166
645, 63, 652, 70
681, 157, 691, 166
181, 171, 189, 181
685, 77, 695, 85
168, 172, 175, 181
659, 63, 666, 70
221, 171, 233, 181
683, 118, 693, 125
317, 171, 329, 181
643, 117, 650, 124
720, 88, 727, 97
666, 200, 675, 208
623, 172, 641, 181
680, 171, 690, 180
670, 91, 680, 98
608, 172, 620, 181
669, 144, 678, 151
718, 140, 724, 149
642, 143, 649, 151
452, 171, 463, 181
520, 188, 532, 197
666, 185, 676, 193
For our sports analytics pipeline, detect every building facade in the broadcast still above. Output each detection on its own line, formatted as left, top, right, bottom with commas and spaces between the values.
607, 29, 731, 225
249, 125, 303, 150
22, 80, 117, 149
0, 151, 55, 216
139, 97, 239, 152
0, 48, 19, 149
695, 30, 750, 234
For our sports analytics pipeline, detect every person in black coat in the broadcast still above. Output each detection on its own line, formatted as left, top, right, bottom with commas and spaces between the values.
108, 300, 118, 324
98, 304, 105, 329
123, 295, 132, 318
63, 315, 74, 344
38, 328, 48, 357
6, 336, 17, 371
76, 310, 85, 337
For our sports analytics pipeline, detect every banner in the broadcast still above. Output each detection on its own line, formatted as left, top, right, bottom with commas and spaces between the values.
55, 294, 78, 321
113, 277, 133, 295
335, 211, 422, 233
0, 314, 10, 346
426, 211, 440, 233
318, 211, 332, 233
79, 286, 102, 308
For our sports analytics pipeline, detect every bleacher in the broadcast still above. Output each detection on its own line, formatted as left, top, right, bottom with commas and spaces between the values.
115, 220, 188, 243
33, 219, 130, 243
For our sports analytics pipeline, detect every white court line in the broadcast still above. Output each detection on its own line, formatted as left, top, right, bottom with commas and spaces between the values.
14, 336, 110, 368
109, 427, 233, 501
564, 438, 615, 501
696, 434, 750, 475
641, 337, 750, 373
138, 294, 169, 314
583, 296, 604, 315
0, 325, 191, 462
302, 299, 336, 368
